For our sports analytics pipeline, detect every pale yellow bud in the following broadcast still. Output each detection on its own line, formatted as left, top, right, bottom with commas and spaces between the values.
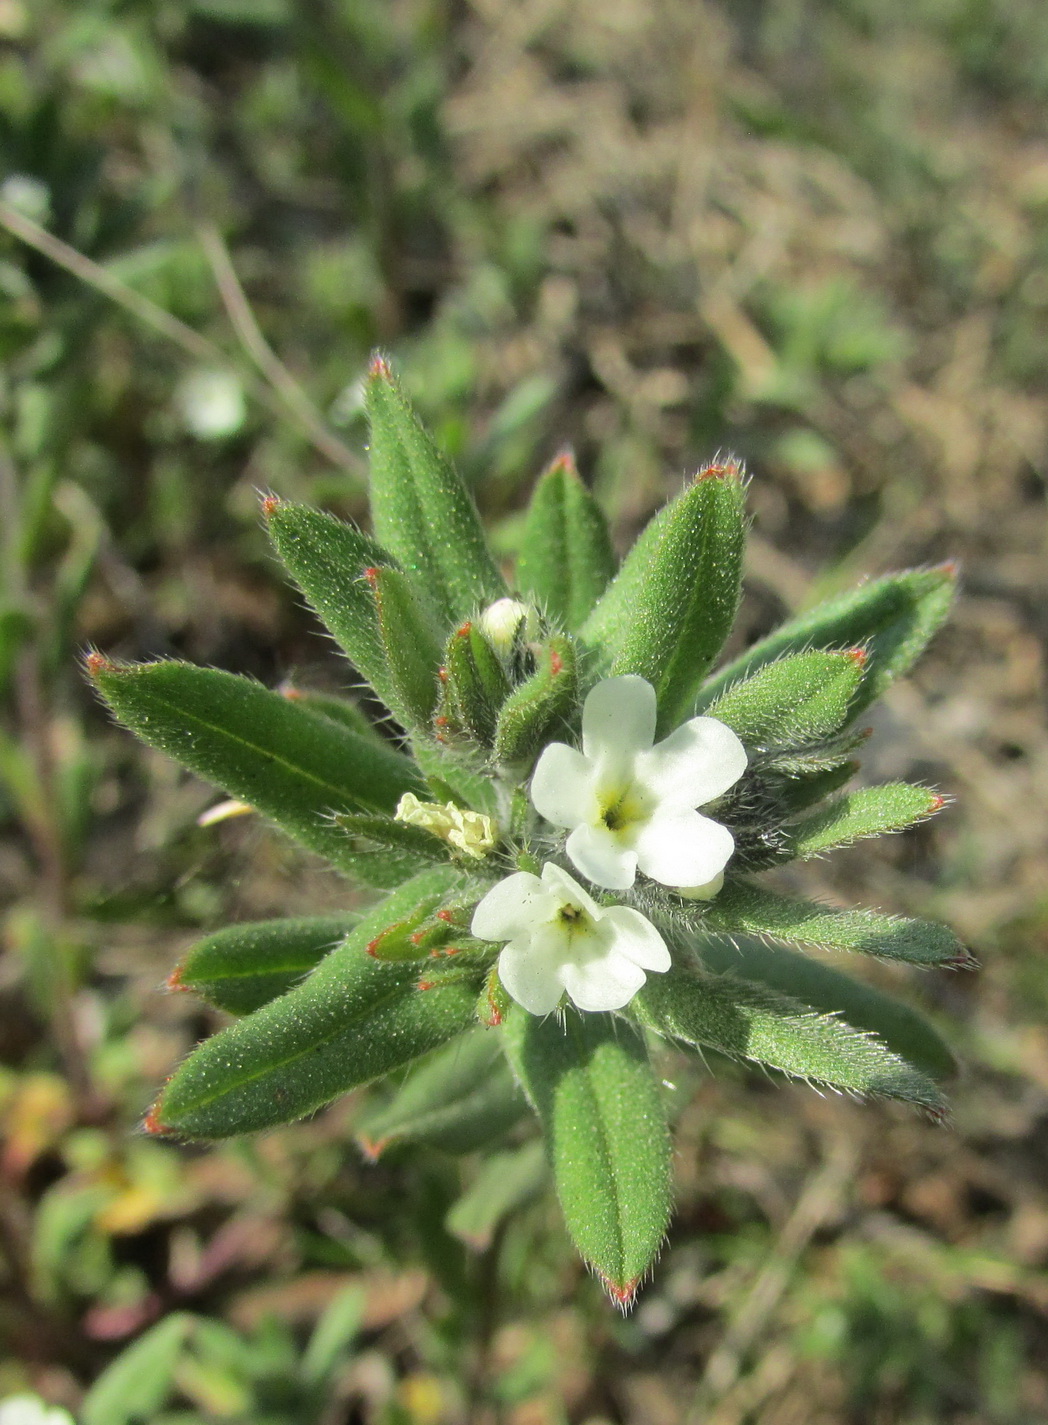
394, 793, 498, 859
476, 598, 539, 656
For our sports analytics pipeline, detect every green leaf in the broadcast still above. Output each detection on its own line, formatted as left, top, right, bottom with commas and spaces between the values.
693, 933, 956, 1079
698, 565, 956, 717
354, 1029, 528, 1157
767, 760, 859, 814
707, 881, 971, 967
445, 1140, 548, 1249
493, 635, 578, 773
517, 451, 617, 630
368, 564, 445, 730
81, 1313, 194, 1425
90, 659, 423, 877
332, 811, 454, 868
151, 868, 479, 1138
584, 467, 746, 733
173, 914, 361, 1015
263, 500, 402, 715
366, 358, 506, 625
301, 1286, 366, 1387
635, 962, 946, 1113
788, 783, 942, 858
440, 619, 510, 747
280, 687, 382, 742
502, 1007, 671, 1304
707, 650, 865, 750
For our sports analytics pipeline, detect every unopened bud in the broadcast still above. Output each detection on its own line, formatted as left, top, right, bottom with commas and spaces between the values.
477, 598, 540, 657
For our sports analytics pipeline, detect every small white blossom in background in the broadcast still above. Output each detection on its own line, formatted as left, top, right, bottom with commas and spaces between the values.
174, 368, 246, 440
395, 793, 497, 859
530, 675, 747, 891
0, 1396, 75, 1425
0, 174, 51, 224
471, 861, 670, 1014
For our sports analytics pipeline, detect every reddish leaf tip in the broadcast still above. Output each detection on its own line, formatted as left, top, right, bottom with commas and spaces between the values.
438, 666, 449, 682
599, 1274, 640, 1310
436, 909, 454, 923
456, 620, 473, 638
368, 353, 393, 380
929, 793, 946, 811
845, 646, 868, 667
548, 447, 578, 477
696, 458, 743, 482
549, 649, 564, 675
417, 979, 436, 991
165, 966, 189, 993
936, 559, 960, 577
357, 1134, 388, 1163
260, 494, 281, 518
84, 650, 114, 678
363, 566, 381, 588
434, 715, 451, 728
142, 1104, 170, 1137
279, 683, 303, 701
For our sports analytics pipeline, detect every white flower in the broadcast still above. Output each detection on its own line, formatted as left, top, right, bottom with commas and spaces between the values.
530, 675, 747, 891
0, 1396, 75, 1425
471, 861, 670, 1015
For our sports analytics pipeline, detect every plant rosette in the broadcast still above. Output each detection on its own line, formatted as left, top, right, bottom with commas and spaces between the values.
90, 355, 968, 1304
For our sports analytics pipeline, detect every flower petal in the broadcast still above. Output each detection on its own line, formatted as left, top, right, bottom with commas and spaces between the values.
530, 742, 597, 828
581, 675, 657, 761
560, 951, 647, 1012
471, 871, 550, 941
565, 822, 638, 890
498, 935, 566, 1015
633, 806, 736, 887
636, 715, 747, 809
540, 861, 604, 920
602, 906, 671, 971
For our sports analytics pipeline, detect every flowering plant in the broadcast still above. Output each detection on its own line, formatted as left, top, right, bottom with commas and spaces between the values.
89, 358, 968, 1304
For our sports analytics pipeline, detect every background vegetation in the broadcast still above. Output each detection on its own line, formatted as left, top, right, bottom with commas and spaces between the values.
2, 0, 1047, 1420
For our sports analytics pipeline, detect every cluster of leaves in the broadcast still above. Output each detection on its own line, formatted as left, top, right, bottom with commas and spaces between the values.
90, 359, 965, 1304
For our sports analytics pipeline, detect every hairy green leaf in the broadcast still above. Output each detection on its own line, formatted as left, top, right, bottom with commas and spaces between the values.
699, 565, 956, 717
587, 467, 746, 733
517, 451, 617, 630
707, 881, 971, 967
264, 500, 402, 715
635, 962, 946, 1112
445, 1140, 548, 1249
788, 783, 942, 857
354, 1029, 527, 1157
693, 934, 956, 1078
173, 914, 361, 1015
493, 635, 577, 772
90, 660, 423, 877
707, 649, 865, 750
151, 868, 478, 1138
369, 564, 445, 730
366, 359, 506, 625
502, 1007, 671, 1304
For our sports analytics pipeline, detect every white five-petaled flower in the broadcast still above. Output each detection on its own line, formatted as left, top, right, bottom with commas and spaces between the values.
530, 675, 747, 891
471, 862, 670, 1015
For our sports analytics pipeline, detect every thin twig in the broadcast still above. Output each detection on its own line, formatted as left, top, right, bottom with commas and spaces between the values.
197, 222, 362, 473
0, 199, 362, 473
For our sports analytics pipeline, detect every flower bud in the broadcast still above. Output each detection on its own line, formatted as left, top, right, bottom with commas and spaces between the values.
395, 792, 497, 859
477, 597, 540, 657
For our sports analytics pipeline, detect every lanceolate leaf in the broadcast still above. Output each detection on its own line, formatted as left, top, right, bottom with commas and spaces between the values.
366, 359, 506, 625
707, 650, 865, 751
368, 565, 445, 730
788, 783, 942, 858
173, 914, 360, 1015
502, 1007, 671, 1304
693, 933, 956, 1079
517, 452, 617, 630
635, 962, 946, 1113
151, 868, 477, 1138
263, 500, 401, 715
354, 1029, 527, 1158
706, 880, 971, 967
280, 688, 382, 743
698, 565, 956, 717
595, 467, 746, 733
90, 660, 423, 876
766, 761, 858, 814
